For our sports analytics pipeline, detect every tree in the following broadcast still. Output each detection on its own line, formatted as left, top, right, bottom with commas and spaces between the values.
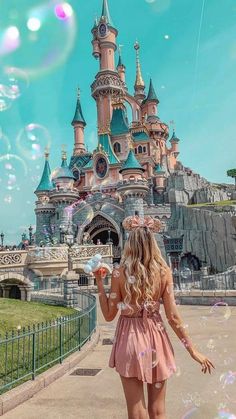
227, 169, 236, 190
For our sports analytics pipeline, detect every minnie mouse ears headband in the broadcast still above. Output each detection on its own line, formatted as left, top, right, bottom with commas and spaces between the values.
122, 214, 162, 233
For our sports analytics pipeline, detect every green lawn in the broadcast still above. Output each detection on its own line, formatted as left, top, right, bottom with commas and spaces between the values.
187, 200, 236, 208
0, 299, 94, 394
0, 299, 76, 335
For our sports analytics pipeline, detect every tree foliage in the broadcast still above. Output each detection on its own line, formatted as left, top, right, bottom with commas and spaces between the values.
227, 169, 236, 178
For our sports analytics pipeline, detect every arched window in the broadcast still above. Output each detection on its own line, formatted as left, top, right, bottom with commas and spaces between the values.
135, 148, 137, 154
143, 146, 146, 153
138, 145, 142, 154
114, 142, 121, 153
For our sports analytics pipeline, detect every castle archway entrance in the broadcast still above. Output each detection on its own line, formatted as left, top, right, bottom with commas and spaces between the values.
180, 253, 201, 271
84, 214, 121, 260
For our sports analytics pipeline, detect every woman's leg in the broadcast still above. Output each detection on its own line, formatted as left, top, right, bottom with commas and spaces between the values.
147, 380, 167, 419
120, 375, 148, 419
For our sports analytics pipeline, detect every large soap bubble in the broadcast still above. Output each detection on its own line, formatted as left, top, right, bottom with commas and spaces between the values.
0, 1, 77, 79
16, 123, 51, 161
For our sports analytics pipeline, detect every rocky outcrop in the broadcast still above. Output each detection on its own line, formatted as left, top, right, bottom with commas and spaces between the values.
166, 164, 228, 205
168, 204, 236, 272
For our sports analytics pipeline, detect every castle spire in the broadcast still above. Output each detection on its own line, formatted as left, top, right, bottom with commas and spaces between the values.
144, 78, 159, 104
134, 41, 145, 102
72, 88, 86, 156
101, 0, 114, 26
35, 149, 53, 193
117, 45, 126, 83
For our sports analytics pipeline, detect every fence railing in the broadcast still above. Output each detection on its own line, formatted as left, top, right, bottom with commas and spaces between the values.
173, 271, 236, 291
0, 291, 97, 395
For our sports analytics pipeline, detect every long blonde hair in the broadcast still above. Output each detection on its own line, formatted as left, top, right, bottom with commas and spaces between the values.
120, 226, 168, 315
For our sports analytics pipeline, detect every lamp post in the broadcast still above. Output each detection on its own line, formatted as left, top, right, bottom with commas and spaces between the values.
0, 232, 4, 247
106, 227, 113, 244
28, 225, 33, 245
59, 226, 65, 244
65, 233, 74, 272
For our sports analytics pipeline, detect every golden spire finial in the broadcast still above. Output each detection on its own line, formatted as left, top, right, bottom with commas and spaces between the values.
134, 41, 145, 89
61, 144, 67, 160
44, 146, 50, 160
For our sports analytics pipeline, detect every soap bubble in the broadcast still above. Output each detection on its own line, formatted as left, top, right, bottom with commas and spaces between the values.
0, 129, 11, 154
16, 124, 51, 161
210, 302, 232, 323
2, 67, 29, 99
220, 371, 236, 404
128, 276, 136, 284
180, 267, 191, 279
0, 154, 28, 191
0, 84, 13, 111
113, 269, 120, 278
181, 407, 199, 418
138, 348, 159, 371
72, 200, 94, 230
0, 2, 77, 79
117, 302, 128, 310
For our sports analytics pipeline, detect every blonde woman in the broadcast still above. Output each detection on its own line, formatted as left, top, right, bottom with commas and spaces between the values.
94, 215, 215, 419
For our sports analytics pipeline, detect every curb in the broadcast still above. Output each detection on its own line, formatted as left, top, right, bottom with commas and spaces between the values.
0, 326, 100, 417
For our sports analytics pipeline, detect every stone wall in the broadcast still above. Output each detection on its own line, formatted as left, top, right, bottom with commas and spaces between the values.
168, 205, 236, 272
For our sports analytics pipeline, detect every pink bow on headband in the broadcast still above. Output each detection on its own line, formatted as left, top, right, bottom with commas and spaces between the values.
122, 215, 162, 233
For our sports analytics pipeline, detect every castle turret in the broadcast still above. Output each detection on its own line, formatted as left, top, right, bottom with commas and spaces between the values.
91, 0, 125, 133
142, 78, 159, 117
72, 88, 86, 156
170, 130, 180, 158
117, 50, 126, 83
118, 147, 148, 218
134, 42, 145, 103
34, 150, 55, 244
154, 163, 166, 190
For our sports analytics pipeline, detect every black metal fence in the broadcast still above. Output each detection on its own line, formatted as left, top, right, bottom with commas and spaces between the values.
0, 292, 97, 395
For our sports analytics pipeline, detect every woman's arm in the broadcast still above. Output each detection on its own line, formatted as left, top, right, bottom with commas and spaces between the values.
94, 268, 122, 322
162, 267, 197, 355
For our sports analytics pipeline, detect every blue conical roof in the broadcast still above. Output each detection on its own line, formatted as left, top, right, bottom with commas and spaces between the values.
36, 156, 53, 192
101, 0, 114, 27
110, 108, 129, 136
120, 149, 145, 173
170, 130, 180, 142
117, 54, 125, 68
143, 78, 159, 104
154, 163, 165, 174
72, 93, 86, 126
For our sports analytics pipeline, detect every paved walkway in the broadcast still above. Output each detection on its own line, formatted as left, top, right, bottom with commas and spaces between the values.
3, 297, 236, 418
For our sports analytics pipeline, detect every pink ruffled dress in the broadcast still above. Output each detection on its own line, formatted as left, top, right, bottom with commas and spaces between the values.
109, 300, 177, 384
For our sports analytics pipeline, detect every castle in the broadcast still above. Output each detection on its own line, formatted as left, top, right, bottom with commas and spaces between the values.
34, 0, 236, 273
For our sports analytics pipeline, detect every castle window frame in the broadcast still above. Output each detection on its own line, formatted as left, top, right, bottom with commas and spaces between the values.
138, 145, 142, 154
143, 146, 146, 153
114, 142, 121, 153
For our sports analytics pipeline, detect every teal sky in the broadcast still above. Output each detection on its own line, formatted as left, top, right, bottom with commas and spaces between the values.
0, 0, 236, 244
